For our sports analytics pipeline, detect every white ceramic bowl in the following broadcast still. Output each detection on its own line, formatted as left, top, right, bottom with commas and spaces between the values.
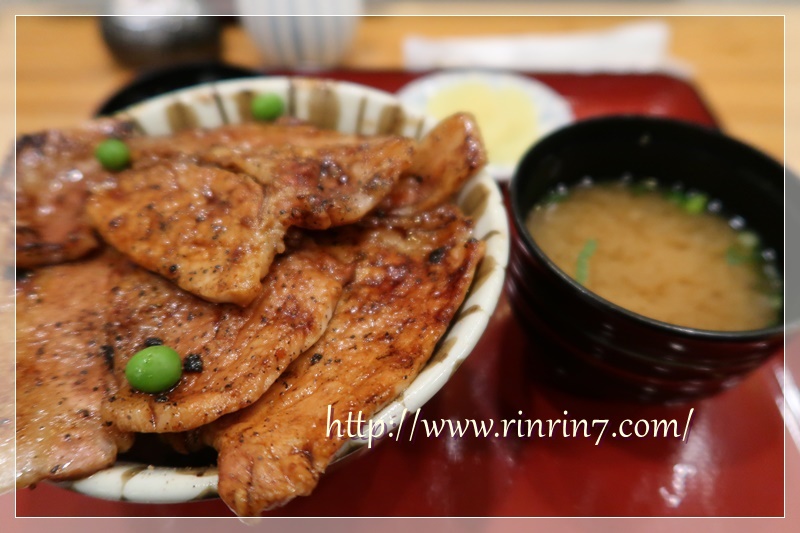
58, 77, 510, 504
397, 70, 574, 180
235, 2, 363, 69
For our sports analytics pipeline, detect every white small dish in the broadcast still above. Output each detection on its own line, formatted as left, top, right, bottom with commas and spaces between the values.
57, 76, 510, 506
397, 70, 574, 180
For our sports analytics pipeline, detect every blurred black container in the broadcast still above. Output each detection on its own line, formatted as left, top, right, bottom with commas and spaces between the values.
95, 61, 259, 116
99, 15, 222, 69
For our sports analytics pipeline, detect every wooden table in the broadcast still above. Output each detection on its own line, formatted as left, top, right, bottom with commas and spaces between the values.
9, 11, 795, 171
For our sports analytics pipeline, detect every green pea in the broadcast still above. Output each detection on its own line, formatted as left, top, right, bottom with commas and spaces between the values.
95, 138, 131, 171
125, 345, 182, 394
251, 92, 284, 121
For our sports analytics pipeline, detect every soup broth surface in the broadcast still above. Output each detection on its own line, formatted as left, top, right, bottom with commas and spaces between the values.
526, 181, 780, 331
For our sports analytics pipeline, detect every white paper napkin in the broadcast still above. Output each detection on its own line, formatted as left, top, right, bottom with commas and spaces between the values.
403, 20, 690, 76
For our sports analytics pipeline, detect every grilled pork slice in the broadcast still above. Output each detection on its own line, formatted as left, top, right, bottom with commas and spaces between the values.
89, 134, 414, 306
16, 118, 137, 268
202, 136, 416, 230
16, 252, 134, 488
87, 161, 280, 306
102, 244, 352, 433
201, 205, 484, 516
379, 113, 486, 215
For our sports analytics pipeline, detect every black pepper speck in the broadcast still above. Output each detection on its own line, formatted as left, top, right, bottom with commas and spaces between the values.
184, 353, 203, 373
428, 247, 446, 264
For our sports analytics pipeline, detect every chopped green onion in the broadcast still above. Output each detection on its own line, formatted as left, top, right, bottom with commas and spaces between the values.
726, 245, 750, 265
683, 192, 708, 214
542, 189, 568, 205
726, 229, 765, 266
737, 230, 760, 249
575, 239, 598, 285
665, 189, 685, 206
630, 178, 658, 195
125, 345, 183, 394
251, 92, 285, 121
766, 294, 783, 310
95, 138, 131, 171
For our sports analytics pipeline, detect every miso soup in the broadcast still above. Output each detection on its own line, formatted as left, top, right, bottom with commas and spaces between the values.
525, 179, 782, 331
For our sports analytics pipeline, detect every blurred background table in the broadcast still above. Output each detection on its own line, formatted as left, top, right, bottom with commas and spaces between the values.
10, 11, 794, 172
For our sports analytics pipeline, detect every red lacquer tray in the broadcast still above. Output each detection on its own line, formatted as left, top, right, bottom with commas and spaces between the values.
12, 71, 795, 519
